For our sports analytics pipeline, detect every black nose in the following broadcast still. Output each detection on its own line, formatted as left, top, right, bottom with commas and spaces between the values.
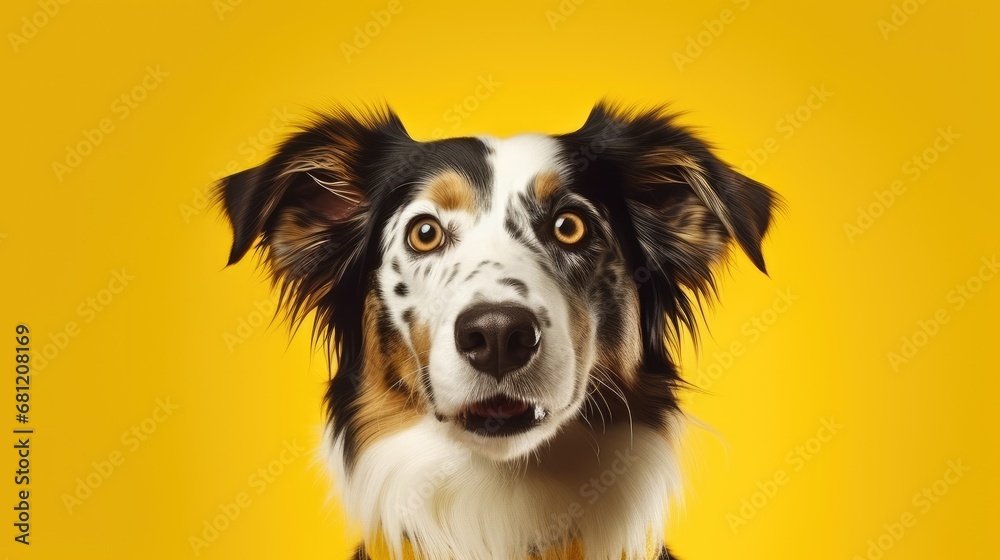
455, 303, 541, 381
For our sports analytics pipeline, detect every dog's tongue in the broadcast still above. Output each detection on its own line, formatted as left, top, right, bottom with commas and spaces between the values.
469, 396, 529, 419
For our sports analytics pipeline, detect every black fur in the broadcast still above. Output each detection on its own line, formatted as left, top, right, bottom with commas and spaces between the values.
217, 103, 777, 559
497, 277, 530, 298
215, 107, 495, 472
557, 103, 778, 427
393, 282, 409, 297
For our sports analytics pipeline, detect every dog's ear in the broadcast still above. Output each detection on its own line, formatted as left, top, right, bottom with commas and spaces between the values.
216, 108, 411, 329
219, 160, 362, 269
561, 103, 780, 348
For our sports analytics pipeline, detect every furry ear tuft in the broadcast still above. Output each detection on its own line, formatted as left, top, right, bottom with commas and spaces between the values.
560, 102, 780, 358
573, 102, 779, 276
217, 165, 270, 266
214, 107, 411, 343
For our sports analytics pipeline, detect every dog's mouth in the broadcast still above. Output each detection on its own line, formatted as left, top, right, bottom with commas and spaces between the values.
456, 395, 547, 437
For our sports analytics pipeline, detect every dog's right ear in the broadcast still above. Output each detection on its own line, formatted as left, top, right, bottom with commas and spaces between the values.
215, 108, 410, 324
218, 149, 362, 269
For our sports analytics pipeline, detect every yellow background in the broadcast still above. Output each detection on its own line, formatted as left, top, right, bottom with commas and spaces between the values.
3, 0, 998, 558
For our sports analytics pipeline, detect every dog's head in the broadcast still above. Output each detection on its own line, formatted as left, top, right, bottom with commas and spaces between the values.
218, 104, 777, 466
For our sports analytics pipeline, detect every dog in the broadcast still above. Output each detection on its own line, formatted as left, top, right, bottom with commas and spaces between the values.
217, 102, 778, 560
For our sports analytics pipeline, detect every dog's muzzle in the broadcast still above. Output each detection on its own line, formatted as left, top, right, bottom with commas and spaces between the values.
454, 303, 540, 381
449, 303, 547, 438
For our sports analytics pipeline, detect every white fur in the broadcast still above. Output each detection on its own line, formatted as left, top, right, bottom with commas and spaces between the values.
327, 416, 683, 560
378, 135, 588, 460
325, 134, 684, 559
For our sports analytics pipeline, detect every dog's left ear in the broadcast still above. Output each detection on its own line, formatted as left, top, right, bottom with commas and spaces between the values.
563, 104, 779, 280
561, 103, 780, 352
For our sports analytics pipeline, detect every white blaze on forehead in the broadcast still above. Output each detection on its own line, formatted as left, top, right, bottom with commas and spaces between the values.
480, 134, 566, 212
410, 135, 581, 421
375, 133, 586, 460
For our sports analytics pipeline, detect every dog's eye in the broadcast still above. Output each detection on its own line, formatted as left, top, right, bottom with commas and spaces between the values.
553, 212, 586, 245
407, 216, 444, 253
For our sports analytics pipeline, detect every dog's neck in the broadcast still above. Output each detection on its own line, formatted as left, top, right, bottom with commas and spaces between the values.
329, 415, 682, 560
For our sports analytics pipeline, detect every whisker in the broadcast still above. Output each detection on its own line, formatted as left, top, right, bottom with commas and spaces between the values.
591, 366, 635, 447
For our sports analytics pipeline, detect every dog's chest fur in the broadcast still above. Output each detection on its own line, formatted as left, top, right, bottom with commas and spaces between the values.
329, 418, 682, 560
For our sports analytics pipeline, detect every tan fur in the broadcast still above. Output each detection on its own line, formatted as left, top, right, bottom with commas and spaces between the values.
668, 204, 727, 263
595, 276, 643, 390
351, 291, 423, 455
421, 170, 476, 213
269, 209, 338, 309
642, 147, 738, 245
408, 320, 432, 367
532, 170, 562, 202
642, 147, 701, 174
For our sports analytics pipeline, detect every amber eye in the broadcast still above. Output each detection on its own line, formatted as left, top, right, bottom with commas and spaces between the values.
407, 216, 444, 253
553, 212, 586, 245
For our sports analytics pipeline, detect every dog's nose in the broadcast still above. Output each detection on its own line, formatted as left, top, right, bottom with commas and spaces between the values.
455, 303, 540, 381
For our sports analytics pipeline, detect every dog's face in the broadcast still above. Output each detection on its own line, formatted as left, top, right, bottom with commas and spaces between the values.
218, 104, 776, 466
376, 134, 643, 460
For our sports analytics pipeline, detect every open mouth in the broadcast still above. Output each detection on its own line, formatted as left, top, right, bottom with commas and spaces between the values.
457, 395, 546, 437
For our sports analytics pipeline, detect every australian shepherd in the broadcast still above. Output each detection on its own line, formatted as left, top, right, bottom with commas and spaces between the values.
217, 102, 778, 560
